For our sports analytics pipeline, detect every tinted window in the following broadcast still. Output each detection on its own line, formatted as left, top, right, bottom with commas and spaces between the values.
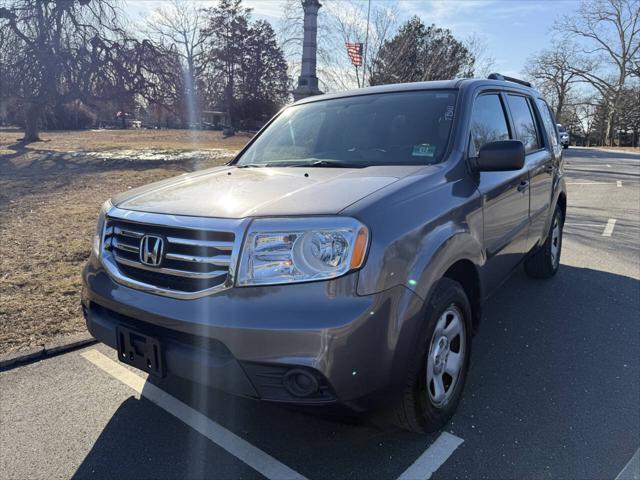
507, 95, 540, 153
469, 94, 510, 153
535, 98, 558, 147
238, 91, 458, 167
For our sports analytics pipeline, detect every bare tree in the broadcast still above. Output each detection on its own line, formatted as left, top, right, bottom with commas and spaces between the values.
464, 33, 496, 79
555, 0, 640, 145
0, 0, 173, 141
564, 95, 599, 145
523, 41, 582, 121
144, 0, 206, 123
0, 0, 123, 140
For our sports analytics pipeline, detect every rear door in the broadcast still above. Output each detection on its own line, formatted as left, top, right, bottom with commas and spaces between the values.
471, 92, 530, 295
505, 94, 554, 251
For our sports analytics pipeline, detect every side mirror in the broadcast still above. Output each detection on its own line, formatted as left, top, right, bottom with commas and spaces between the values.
472, 140, 525, 172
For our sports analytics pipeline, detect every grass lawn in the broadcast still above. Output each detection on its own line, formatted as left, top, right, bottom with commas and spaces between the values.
0, 129, 250, 355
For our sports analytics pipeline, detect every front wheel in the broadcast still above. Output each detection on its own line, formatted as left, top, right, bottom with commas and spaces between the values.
525, 205, 564, 278
390, 278, 472, 433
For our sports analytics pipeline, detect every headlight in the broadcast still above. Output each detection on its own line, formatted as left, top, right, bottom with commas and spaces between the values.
237, 217, 369, 286
92, 199, 112, 257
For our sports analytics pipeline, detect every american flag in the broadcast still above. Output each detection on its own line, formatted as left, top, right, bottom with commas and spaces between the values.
345, 42, 363, 67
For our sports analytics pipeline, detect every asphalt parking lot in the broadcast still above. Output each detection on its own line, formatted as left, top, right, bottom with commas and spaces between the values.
1, 148, 638, 480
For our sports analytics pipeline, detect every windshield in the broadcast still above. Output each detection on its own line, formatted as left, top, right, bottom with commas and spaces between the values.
558, 126, 567, 133
236, 90, 458, 167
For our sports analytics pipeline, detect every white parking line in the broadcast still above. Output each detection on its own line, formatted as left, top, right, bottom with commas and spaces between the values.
564, 223, 602, 228
396, 432, 464, 480
567, 182, 618, 185
615, 447, 640, 480
602, 219, 617, 237
81, 350, 307, 480
617, 180, 623, 187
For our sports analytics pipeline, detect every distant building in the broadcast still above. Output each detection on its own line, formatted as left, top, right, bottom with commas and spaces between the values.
201, 110, 227, 130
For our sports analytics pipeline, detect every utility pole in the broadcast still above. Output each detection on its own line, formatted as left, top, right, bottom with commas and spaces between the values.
361, 0, 371, 88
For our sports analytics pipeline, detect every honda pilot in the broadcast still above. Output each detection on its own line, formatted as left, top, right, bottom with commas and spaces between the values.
82, 74, 567, 432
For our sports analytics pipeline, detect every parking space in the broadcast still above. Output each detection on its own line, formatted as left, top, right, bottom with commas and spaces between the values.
1, 148, 638, 480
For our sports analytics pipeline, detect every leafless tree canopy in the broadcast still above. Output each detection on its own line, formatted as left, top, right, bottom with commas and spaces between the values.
0, 0, 638, 147
524, 42, 583, 119
553, 0, 640, 145
0, 0, 180, 140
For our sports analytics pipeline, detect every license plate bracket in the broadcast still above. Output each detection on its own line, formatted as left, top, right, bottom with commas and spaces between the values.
116, 326, 165, 377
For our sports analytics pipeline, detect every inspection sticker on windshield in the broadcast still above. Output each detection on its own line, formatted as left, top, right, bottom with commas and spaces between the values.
412, 144, 436, 157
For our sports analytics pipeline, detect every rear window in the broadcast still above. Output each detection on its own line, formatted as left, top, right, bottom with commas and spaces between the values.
535, 98, 559, 147
507, 95, 541, 153
237, 90, 458, 167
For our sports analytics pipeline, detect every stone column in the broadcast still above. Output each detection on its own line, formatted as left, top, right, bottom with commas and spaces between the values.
292, 0, 323, 101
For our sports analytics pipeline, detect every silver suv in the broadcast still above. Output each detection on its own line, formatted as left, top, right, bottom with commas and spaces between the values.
557, 124, 570, 148
83, 74, 567, 433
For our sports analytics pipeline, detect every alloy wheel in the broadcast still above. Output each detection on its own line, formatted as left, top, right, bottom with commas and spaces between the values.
426, 306, 466, 408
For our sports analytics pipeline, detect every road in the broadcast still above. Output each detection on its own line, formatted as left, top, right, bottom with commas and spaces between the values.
1, 148, 638, 480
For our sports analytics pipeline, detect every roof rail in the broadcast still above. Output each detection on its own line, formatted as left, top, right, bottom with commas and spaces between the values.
487, 73, 532, 88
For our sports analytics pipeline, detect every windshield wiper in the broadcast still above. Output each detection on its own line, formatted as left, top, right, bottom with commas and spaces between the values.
295, 159, 365, 168
236, 163, 271, 168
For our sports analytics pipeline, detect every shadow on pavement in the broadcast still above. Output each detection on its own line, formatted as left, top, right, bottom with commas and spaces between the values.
72, 265, 639, 480
446, 264, 639, 479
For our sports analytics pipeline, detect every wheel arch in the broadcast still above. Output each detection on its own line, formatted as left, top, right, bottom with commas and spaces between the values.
407, 226, 484, 335
557, 190, 567, 221
442, 259, 482, 333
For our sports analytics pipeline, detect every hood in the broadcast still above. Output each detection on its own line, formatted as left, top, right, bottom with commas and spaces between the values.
113, 165, 425, 218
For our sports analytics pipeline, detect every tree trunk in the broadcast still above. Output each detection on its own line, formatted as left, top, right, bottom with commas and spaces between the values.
605, 110, 615, 146
555, 92, 565, 122
23, 103, 42, 142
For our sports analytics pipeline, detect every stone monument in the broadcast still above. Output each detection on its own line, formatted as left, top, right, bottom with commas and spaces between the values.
292, 0, 323, 101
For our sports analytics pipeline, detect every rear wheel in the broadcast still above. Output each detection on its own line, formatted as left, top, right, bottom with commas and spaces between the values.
525, 205, 563, 278
390, 278, 472, 433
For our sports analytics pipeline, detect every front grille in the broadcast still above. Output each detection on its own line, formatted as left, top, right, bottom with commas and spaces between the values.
103, 216, 236, 295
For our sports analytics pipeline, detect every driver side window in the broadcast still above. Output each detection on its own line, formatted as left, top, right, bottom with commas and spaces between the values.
469, 94, 510, 155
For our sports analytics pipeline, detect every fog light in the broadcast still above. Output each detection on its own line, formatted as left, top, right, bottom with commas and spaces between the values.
283, 369, 319, 398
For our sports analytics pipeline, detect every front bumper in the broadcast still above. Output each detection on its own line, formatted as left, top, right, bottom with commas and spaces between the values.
82, 255, 425, 411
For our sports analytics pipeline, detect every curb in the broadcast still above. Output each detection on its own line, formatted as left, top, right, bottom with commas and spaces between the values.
0, 333, 97, 371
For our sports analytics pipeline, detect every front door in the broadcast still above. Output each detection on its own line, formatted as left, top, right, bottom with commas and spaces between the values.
470, 93, 530, 295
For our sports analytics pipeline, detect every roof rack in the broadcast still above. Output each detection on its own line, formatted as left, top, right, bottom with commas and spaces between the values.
487, 73, 532, 88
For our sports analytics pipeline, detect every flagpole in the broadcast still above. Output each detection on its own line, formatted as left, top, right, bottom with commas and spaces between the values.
361, 0, 372, 88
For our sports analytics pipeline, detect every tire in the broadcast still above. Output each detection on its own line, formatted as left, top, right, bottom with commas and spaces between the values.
563, 144, 568, 149
524, 205, 564, 278
390, 278, 472, 433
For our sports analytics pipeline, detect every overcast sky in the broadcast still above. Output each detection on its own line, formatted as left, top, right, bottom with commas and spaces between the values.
124, 0, 580, 78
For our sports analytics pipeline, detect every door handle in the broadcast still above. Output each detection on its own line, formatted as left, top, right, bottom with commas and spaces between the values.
517, 180, 529, 192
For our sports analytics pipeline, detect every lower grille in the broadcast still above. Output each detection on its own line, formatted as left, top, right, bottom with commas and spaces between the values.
101, 211, 242, 298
